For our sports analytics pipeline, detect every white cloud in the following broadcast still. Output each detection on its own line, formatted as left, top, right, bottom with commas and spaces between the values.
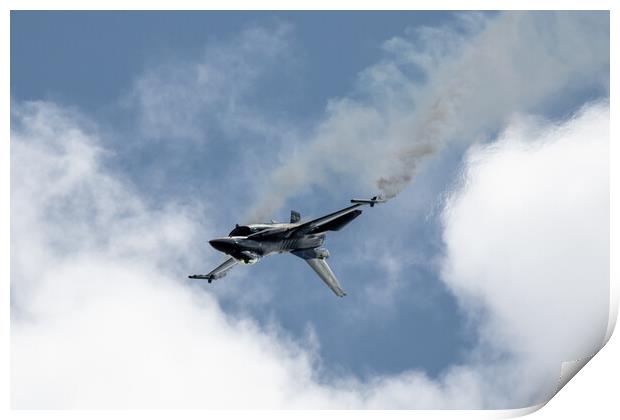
10, 101, 332, 409
11, 91, 609, 408
440, 101, 610, 406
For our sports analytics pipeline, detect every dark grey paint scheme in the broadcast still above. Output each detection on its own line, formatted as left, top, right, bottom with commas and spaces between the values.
189, 196, 385, 297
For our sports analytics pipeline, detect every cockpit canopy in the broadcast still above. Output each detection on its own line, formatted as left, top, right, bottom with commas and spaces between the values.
229, 225, 252, 236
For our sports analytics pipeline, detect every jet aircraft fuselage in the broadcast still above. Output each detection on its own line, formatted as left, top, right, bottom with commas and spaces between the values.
189, 196, 385, 297
209, 227, 327, 264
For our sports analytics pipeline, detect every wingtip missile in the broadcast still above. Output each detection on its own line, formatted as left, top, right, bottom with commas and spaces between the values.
350, 196, 387, 207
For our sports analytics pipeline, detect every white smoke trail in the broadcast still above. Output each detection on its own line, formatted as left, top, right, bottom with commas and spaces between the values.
245, 11, 608, 221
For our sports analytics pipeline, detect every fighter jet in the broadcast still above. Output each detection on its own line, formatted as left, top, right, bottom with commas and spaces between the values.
189, 196, 386, 297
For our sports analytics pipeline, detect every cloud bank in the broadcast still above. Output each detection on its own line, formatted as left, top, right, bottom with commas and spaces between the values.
441, 101, 610, 406
11, 95, 609, 408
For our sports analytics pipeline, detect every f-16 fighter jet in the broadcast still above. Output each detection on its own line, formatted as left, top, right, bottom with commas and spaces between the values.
189, 196, 386, 297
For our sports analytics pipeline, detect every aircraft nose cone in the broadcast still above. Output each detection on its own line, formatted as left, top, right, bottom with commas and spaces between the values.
209, 238, 235, 254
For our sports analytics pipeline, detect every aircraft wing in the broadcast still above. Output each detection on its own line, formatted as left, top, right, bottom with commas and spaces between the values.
288, 203, 363, 237
288, 196, 385, 237
304, 258, 347, 297
189, 257, 238, 283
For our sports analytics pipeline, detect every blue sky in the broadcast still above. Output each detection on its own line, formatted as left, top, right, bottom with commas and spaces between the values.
12, 12, 460, 113
11, 11, 610, 408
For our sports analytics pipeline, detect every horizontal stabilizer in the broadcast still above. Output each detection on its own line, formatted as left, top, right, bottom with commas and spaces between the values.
304, 258, 346, 297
